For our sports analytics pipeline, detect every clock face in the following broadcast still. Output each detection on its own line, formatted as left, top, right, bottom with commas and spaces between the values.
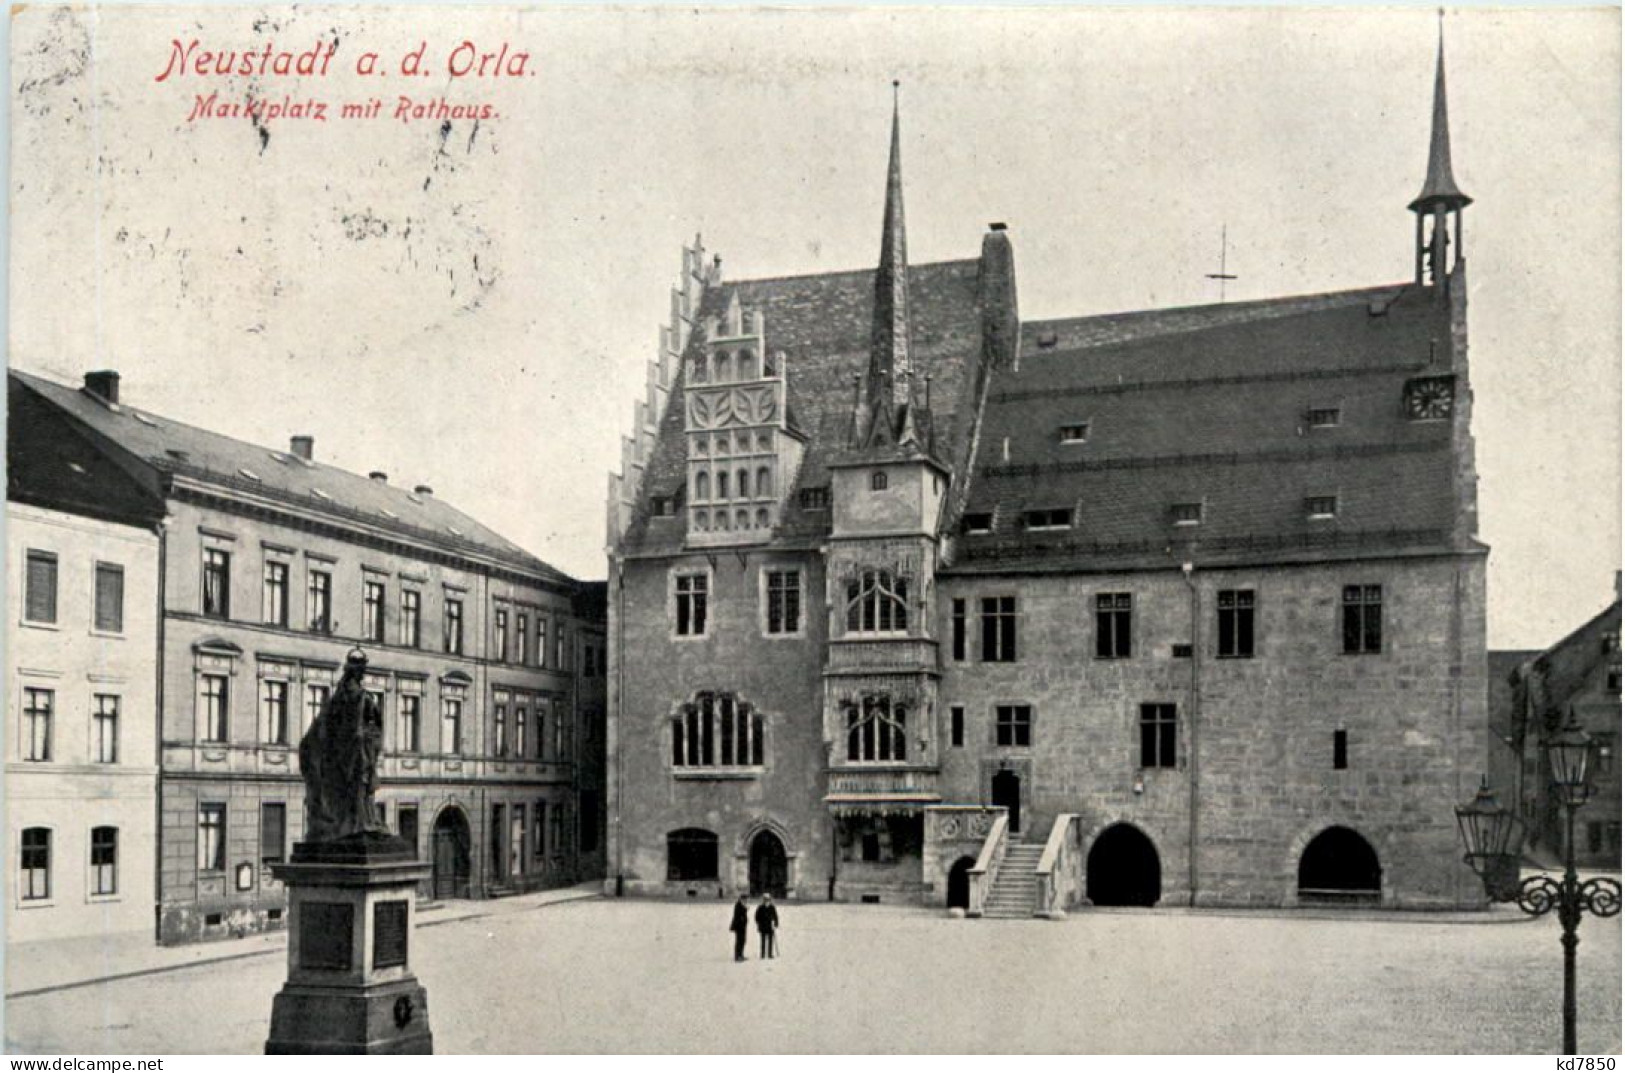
1405, 376, 1455, 420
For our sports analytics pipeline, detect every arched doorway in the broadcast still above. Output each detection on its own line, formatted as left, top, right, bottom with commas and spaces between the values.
1297, 826, 1382, 902
432, 807, 472, 900
748, 830, 788, 897
946, 856, 976, 910
1086, 824, 1161, 907
991, 770, 1021, 833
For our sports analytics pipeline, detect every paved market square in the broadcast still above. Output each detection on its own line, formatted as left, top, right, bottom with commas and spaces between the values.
6, 894, 1620, 1054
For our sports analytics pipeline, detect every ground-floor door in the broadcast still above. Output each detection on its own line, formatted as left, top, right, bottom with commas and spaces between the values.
991, 770, 1021, 833
1086, 823, 1161, 907
433, 807, 472, 899
749, 830, 788, 897
946, 856, 975, 910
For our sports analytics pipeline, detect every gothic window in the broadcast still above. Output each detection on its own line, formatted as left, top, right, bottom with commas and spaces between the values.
845, 569, 909, 634
735, 509, 750, 530
670, 692, 764, 768
736, 468, 750, 499
738, 349, 757, 379
694, 510, 710, 531
717, 512, 731, 531
845, 695, 908, 762
755, 508, 770, 528
695, 471, 710, 502
756, 467, 773, 497
718, 471, 729, 500
871, 471, 889, 491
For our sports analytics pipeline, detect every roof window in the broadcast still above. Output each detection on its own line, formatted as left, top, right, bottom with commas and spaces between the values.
1171, 502, 1203, 526
1022, 507, 1073, 531
448, 526, 464, 537
1305, 495, 1338, 520
1307, 407, 1342, 429
1059, 422, 1090, 444
311, 488, 332, 501
268, 451, 291, 465
132, 412, 162, 428
799, 487, 830, 511
238, 468, 262, 482
380, 507, 399, 520
1035, 329, 1059, 350
962, 512, 994, 535
67, 461, 86, 475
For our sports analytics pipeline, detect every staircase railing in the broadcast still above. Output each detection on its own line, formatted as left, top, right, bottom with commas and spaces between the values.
965, 811, 1009, 918
1034, 813, 1082, 918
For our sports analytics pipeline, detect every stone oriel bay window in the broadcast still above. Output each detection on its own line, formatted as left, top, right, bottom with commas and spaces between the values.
670, 691, 765, 774
844, 568, 909, 635
843, 694, 908, 763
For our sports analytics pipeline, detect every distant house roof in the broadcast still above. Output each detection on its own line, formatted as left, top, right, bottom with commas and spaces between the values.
10, 368, 574, 585
7, 378, 167, 529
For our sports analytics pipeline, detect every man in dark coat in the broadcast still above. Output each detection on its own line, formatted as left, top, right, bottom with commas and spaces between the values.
729, 895, 749, 961
755, 894, 779, 959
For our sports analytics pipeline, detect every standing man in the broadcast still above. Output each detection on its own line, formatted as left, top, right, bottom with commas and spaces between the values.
730, 894, 749, 962
755, 894, 779, 959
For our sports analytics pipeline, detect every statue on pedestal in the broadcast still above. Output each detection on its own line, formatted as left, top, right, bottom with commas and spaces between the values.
298, 648, 386, 843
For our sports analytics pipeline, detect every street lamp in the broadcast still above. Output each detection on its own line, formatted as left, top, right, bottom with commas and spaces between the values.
1455, 716, 1622, 1055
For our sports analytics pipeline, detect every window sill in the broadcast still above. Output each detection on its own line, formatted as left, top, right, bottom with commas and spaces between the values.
88, 629, 126, 640
15, 899, 55, 910
86, 893, 121, 904
672, 769, 761, 781
19, 620, 59, 632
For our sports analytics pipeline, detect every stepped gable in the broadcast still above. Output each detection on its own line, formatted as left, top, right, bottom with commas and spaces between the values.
622, 257, 984, 555
953, 281, 1466, 572
11, 368, 571, 583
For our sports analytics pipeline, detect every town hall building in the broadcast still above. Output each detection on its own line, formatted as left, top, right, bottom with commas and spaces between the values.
605, 40, 1488, 913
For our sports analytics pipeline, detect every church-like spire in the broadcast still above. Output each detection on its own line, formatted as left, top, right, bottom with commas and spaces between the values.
1410, 16, 1471, 212
868, 82, 913, 416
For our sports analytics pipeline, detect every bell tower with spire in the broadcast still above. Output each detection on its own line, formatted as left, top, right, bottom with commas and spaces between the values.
1410, 16, 1471, 287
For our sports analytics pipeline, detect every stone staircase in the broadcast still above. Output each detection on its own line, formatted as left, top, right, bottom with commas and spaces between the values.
983, 839, 1044, 919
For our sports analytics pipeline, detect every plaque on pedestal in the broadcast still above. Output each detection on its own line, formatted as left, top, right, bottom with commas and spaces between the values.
265, 831, 434, 1054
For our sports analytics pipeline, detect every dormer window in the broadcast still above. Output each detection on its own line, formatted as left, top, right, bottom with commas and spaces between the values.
1023, 508, 1073, 531
870, 471, 889, 492
799, 487, 830, 510
1306, 495, 1338, 520
651, 496, 678, 518
1171, 502, 1203, 526
962, 512, 994, 535
1307, 407, 1342, 429
1036, 330, 1059, 350
1059, 422, 1090, 444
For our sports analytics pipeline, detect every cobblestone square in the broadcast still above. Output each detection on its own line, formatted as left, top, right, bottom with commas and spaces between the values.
6, 896, 1620, 1054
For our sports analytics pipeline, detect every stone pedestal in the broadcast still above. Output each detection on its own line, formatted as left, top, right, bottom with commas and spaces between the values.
265, 832, 433, 1054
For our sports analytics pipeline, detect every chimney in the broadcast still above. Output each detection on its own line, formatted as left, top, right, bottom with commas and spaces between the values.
413, 484, 434, 497
83, 370, 120, 405
369, 471, 388, 483
289, 436, 314, 462
989, 221, 1007, 231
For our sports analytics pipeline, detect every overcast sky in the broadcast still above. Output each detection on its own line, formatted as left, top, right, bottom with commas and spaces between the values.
9, 5, 1619, 650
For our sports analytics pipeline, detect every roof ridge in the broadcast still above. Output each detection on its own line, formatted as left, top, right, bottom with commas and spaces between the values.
1024, 281, 1413, 333
722, 256, 978, 291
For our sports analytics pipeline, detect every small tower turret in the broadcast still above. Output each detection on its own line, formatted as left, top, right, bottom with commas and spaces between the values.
1410, 16, 1472, 287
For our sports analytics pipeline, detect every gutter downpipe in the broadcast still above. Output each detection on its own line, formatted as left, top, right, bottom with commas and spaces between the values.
613, 555, 626, 897
1182, 562, 1200, 906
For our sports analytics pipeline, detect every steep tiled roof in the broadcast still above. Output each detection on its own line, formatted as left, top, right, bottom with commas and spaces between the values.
952, 281, 1467, 572
11, 369, 573, 583
623, 258, 984, 554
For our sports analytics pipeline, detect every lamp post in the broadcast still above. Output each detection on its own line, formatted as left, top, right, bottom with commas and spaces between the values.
1455, 717, 1621, 1055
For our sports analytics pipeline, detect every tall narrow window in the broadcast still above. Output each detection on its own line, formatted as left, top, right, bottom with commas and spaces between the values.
260, 679, 289, 745
94, 562, 125, 633
198, 804, 226, 872
490, 804, 506, 874
398, 806, 419, 854
516, 612, 530, 665
995, 704, 1032, 747
515, 701, 529, 758
444, 597, 464, 654
1333, 729, 1349, 770
1139, 703, 1177, 768
538, 618, 549, 668
262, 561, 289, 626
951, 705, 965, 747
1097, 593, 1133, 659
981, 596, 1018, 662
307, 569, 332, 633
398, 694, 421, 753
845, 570, 909, 634
200, 674, 229, 743
93, 694, 120, 763
401, 590, 422, 648
870, 471, 889, 491
951, 598, 967, 661
556, 626, 567, 670
23, 687, 53, 761
494, 696, 509, 757
261, 803, 286, 867
494, 608, 509, 662
202, 549, 231, 618
1217, 589, 1256, 659
534, 801, 548, 858
535, 705, 548, 762
442, 696, 463, 755
90, 826, 118, 895
1341, 585, 1383, 654
675, 574, 709, 637
305, 683, 330, 733
766, 570, 801, 635
364, 581, 386, 643
25, 550, 58, 624
21, 828, 50, 900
